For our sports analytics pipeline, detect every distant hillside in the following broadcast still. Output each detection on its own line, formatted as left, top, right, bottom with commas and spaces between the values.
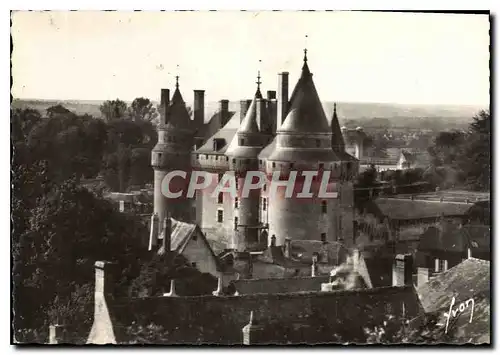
12, 98, 485, 129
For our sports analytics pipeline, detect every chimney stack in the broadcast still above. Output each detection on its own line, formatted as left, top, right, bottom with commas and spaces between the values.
160, 88, 170, 125
240, 99, 252, 123
148, 213, 159, 251
164, 279, 178, 297
212, 276, 223, 296
311, 253, 319, 277
193, 90, 205, 130
284, 238, 291, 258
417, 267, 432, 286
219, 99, 230, 128
392, 254, 413, 286
87, 261, 118, 344
256, 98, 268, 132
49, 324, 65, 344
162, 216, 172, 253
277, 72, 289, 130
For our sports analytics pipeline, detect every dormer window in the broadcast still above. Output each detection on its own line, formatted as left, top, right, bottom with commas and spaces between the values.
213, 138, 226, 151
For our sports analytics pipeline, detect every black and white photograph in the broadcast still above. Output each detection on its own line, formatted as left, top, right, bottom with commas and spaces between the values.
10, 10, 491, 345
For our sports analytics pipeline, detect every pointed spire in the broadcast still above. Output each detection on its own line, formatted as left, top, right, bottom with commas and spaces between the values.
175, 64, 180, 89
331, 102, 345, 152
255, 60, 263, 99
333, 102, 337, 119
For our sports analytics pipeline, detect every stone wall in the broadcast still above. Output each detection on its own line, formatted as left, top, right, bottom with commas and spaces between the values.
96, 285, 423, 344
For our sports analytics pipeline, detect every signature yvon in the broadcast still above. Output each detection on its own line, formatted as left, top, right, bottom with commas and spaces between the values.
444, 297, 474, 334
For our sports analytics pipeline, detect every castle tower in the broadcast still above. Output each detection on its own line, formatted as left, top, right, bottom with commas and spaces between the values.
151, 76, 195, 249
226, 72, 269, 251
265, 49, 352, 246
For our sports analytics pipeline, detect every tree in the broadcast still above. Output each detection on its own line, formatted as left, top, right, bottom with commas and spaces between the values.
100, 99, 128, 122
458, 110, 490, 191
128, 97, 158, 122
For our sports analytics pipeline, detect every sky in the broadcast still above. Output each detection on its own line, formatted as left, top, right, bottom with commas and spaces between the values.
11, 11, 490, 106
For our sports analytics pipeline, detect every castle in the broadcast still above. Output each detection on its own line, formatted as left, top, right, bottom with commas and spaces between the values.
149, 50, 359, 254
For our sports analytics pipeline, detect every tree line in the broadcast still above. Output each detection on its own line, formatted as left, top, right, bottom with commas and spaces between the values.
11, 98, 214, 343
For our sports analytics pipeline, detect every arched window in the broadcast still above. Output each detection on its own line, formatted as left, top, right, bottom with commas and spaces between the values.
218, 192, 223, 204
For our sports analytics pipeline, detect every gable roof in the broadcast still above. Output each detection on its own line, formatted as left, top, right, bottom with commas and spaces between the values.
157, 218, 221, 269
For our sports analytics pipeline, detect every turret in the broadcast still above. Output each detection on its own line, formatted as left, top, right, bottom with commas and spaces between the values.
152, 75, 195, 224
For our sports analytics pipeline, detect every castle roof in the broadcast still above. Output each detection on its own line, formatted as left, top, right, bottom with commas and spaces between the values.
278, 53, 331, 134
237, 96, 259, 134
331, 103, 345, 152
164, 82, 193, 131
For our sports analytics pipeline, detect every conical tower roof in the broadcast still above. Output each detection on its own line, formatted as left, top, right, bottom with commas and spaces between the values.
331, 103, 345, 152
278, 50, 331, 134
237, 97, 259, 134
165, 76, 192, 130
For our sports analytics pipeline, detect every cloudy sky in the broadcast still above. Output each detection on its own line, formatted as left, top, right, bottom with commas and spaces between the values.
11, 11, 489, 106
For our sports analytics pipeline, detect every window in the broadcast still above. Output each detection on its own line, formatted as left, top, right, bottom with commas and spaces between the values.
290, 163, 294, 169
319, 163, 324, 169
321, 233, 327, 242
226, 156, 229, 161
434, 258, 439, 272
158, 153, 162, 161
217, 210, 224, 223
259, 159, 262, 164
218, 192, 223, 204
215, 155, 219, 160
196, 154, 199, 159
191, 262, 197, 268
192, 233, 198, 241
234, 217, 238, 229
240, 139, 245, 146
316, 139, 321, 147
321, 200, 327, 214
262, 198, 267, 211
272, 162, 276, 168
234, 197, 239, 208
263, 184, 266, 192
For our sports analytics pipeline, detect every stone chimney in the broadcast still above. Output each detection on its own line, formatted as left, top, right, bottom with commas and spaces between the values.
240, 99, 252, 123
277, 72, 289, 130
312, 253, 319, 277
87, 261, 117, 344
48, 324, 65, 344
148, 213, 159, 251
242, 311, 265, 345
164, 279, 178, 297
417, 267, 432, 286
219, 99, 230, 128
160, 88, 170, 125
193, 90, 205, 129
162, 216, 172, 253
256, 98, 267, 132
212, 276, 223, 296
392, 254, 413, 287
284, 237, 291, 258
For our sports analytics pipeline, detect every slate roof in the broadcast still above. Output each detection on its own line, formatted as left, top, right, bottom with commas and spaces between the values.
416, 258, 490, 343
163, 87, 193, 131
330, 103, 345, 152
374, 198, 474, 220
156, 219, 221, 268
230, 276, 330, 295
416, 258, 490, 313
278, 56, 331, 134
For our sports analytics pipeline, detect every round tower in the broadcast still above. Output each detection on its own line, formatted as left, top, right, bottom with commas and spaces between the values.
265, 50, 348, 246
151, 76, 195, 245
226, 74, 268, 251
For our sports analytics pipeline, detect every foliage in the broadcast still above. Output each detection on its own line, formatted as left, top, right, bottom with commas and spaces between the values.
128, 97, 158, 122
356, 164, 378, 187
426, 110, 490, 191
99, 99, 128, 122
